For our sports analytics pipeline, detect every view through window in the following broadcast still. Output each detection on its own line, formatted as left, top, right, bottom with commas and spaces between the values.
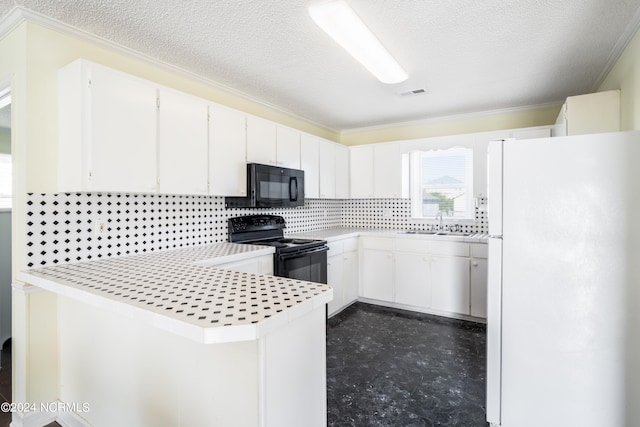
411, 147, 473, 220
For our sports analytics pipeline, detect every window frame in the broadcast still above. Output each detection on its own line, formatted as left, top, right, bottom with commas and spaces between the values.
410, 147, 474, 222
0, 153, 12, 210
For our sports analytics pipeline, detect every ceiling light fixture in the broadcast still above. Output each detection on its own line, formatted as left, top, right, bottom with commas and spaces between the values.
309, 0, 408, 84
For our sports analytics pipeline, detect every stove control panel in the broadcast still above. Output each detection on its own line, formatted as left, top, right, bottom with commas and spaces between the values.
228, 215, 286, 234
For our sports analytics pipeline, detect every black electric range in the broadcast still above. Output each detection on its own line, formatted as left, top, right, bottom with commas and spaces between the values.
227, 215, 328, 283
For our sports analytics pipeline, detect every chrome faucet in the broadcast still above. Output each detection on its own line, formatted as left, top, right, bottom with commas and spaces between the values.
436, 211, 444, 231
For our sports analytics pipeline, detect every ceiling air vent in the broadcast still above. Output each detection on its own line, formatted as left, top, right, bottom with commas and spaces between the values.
399, 88, 427, 97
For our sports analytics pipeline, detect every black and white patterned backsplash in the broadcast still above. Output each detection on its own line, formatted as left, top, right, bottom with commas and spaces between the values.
26, 193, 488, 267
26, 193, 341, 267
340, 197, 488, 233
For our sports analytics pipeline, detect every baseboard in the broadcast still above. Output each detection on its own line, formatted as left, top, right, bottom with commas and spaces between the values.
356, 297, 487, 324
9, 400, 92, 427
10, 408, 56, 427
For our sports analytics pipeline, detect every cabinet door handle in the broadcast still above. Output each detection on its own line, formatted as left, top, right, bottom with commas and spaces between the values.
472, 262, 478, 267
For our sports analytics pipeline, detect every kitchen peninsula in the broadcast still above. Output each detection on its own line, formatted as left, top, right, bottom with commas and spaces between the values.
17, 243, 332, 427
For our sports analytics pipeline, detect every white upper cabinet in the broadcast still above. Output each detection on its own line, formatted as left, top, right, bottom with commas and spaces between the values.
246, 116, 302, 169
58, 59, 158, 193
276, 125, 301, 169
319, 139, 336, 199
335, 144, 350, 199
209, 103, 247, 196
157, 88, 208, 195
350, 145, 374, 198
300, 134, 320, 198
246, 115, 277, 165
373, 143, 402, 198
554, 90, 621, 136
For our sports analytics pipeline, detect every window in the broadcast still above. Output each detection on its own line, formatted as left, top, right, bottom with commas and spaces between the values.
0, 154, 11, 209
410, 147, 473, 220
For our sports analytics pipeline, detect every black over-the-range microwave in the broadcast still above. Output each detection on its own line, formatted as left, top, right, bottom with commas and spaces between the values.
225, 163, 305, 208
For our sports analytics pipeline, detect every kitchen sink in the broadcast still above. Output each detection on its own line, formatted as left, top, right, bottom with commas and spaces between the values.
399, 230, 473, 237
435, 231, 472, 236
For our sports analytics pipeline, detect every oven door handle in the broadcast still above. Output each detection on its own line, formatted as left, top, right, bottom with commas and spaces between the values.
277, 246, 328, 261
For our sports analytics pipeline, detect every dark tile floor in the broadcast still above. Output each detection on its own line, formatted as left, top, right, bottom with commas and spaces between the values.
327, 302, 488, 427
0, 303, 487, 427
0, 340, 10, 427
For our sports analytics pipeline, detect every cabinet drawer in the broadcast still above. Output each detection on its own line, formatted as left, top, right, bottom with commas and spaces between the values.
327, 241, 344, 256
471, 243, 488, 258
361, 237, 394, 250
343, 238, 358, 253
432, 241, 469, 257
394, 238, 437, 253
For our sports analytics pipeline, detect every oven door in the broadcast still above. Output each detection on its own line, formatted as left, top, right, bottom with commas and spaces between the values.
276, 246, 328, 284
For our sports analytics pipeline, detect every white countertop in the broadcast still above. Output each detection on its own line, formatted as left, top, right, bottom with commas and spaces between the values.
18, 243, 333, 344
289, 227, 488, 243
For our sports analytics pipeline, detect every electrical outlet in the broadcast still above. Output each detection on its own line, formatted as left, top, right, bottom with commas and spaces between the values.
94, 218, 107, 237
323, 210, 328, 218
383, 209, 392, 218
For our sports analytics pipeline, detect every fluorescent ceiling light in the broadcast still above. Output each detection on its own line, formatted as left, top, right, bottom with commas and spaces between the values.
309, 0, 408, 84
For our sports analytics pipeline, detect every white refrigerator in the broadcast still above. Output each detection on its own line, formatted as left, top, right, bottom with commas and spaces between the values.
486, 131, 640, 427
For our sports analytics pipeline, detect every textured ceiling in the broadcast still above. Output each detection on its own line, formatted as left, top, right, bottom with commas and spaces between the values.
1, 0, 639, 131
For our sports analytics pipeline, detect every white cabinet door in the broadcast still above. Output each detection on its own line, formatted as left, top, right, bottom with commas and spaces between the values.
350, 145, 374, 198
361, 249, 393, 301
565, 89, 620, 136
276, 125, 301, 169
300, 134, 320, 198
319, 139, 336, 199
327, 254, 344, 316
374, 143, 402, 198
431, 255, 470, 315
335, 144, 350, 199
470, 257, 488, 318
157, 89, 208, 195
394, 252, 431, 307
342, 250, 359, 306
246, 115, 277, 165
209, 104, 247, 196
59, 60, 158, 193
89, 65, 158, 193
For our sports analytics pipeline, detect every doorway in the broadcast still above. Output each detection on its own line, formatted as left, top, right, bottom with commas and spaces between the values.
0, 83, 12, 352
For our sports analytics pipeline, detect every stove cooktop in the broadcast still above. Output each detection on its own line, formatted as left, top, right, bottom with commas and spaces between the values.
250, 238, 324, 249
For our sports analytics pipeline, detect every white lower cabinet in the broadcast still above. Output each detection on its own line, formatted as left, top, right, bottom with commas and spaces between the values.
431, 255, 470, 315
342, 250, 359, 306
361, 237, 394, 302
327, 238, 359, 317
359, 236, 487, 320
327, 250, 343, 316
362, 250, 393, 301
205, 254, 274, 275
470, 243, 489, 318
394, 252, 430, 307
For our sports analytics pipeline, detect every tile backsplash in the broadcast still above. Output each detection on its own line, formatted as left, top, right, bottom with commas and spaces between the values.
26, 193, 487, 267
26, 193, 340, 267
341, 198, 488, 233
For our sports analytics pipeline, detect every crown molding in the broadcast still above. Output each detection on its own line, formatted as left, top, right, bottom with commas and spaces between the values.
0, 6, 338, 135
0, 6, 25, 37
340, 101, 564, 136
592, 5, 640, 91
